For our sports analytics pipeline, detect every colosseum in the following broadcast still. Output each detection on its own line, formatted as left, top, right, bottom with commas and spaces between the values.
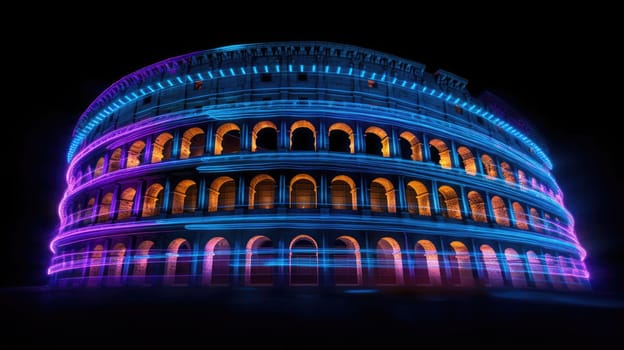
48, 41, 590, 291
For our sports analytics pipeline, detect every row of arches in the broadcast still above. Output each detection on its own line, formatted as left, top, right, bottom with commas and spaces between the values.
68, 173, 565, 236
54, 235, 588, 290
74, 120, 558, 200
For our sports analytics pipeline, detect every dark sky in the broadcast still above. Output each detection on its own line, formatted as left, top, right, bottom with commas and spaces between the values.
7, 17, 621, 293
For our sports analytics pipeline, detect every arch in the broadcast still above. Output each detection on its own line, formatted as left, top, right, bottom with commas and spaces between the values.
215, 123, 240, 155
330, 175, 357, 210
529, 207, 543, 232
82, 197, 95, 223
290, 120, 316, 151
438, 185, 462, 220
290, 174, 317, 209
457, 146, 477, 175
126, 140, 146, 168
142, 183, 164, 217
414, 240, 441, 285
481, 154, 497, 177
500, 162, 516, 183
251, 121, 278, 152
467, 191, 487, 223
117, 187, 136, 220
543, 213, 553, 232
179, 127, 206, 159
559, 256, 580, 289
208, 176, 236, 212
505, 248, 527, 288
87, 244, 104, 287
172, 179, 198, 214
332, 236, 362, 286
491, 196, 510, 226
328, 122, 354, 153
245, 235, 274, 285
526, 250, 548, 289
94, 157, 105, 178
132, 240, 155, 285
406, 180, 431, 216
479, 245, 503, 287
545, 253, 565, 289
370, 177, 396, 213
248, 174, 275, 210
449, 241, 473, 286
429, 139, 451, 168
364, 126, 389, 157
289, 235, 319, 286
164, 238, 192, 286
97, 192, 113, 223
512, 202, 529, 230
399, 131, 422, 161
151, 132, 174, 163
375, 237, 404, 285
203, 237, 231, 286
108, 148, 122, 172
517, 170, 528, 188
106, 243, 126, 286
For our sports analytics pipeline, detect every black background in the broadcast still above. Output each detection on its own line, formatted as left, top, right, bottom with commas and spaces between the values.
6, 12, 622, 297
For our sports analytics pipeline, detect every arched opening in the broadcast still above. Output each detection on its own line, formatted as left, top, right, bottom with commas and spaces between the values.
251, 121, 278, 152
512, 202, 529, 230
457, 146, 477, 175
330, 175, 357, 210
364, 126, 389, 157
289, 235, 319, 286
290, 120, 316, 151
151, 132, 174, 163
328, 123, 354, 153
172, 180, 197, 214
117, 187, 136, 220
560, 256, 580, 289
479, 245, 503, 287
438, 185, 462, 220
165, 238, 192, 286
208, 176, 236, 212
500, 162, 516, 183
132, 240, 155, 285
214, 123, 240, 155
399, 131, 422, 161
491, 196, 510, 226
332, 236, 362, 286
517, 170, 528, 188
203, 237, 231, 286
467, 191, 487, 223
526, 250, 548, 289
106, 243, 126, 286
414, 240, 441, 285
505, 248, 527, 288
180, 127, 206, 159
375, 237, 403, 285
290, 174, 317, 209
545, 254, 565, 289
142, 183, 164, 217
82, 197, 95, 224
544, 213, 553, 232
245, 235, 274, 286
248, 174, 275, 210
87, 244, 104, 287
370, 177, 396, 214
481, 154, 497, 178
530, 208, 543, 232
126, 141, 146, 168
97, 192, 113, 223
449, 241, 473, 286
429, 139, 451, 168
108, 148, 122, 173
94, 157, 105, 178
406, 180, 431, 216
